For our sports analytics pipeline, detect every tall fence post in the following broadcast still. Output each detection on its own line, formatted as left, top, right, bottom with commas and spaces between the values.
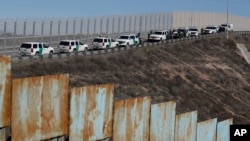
80, 19, 83, 40
118, 17, 120, 34
145, 15, 148, 34
134, 15, 136, 33
66, 20, 68, 39
112, 17, 115, 38
73, 20, 76, 39
106, 17, 109, 35
123, 16, 126, 34
100, 18, 103, 35
129, 15, 131, 33
150, 15, 152, 31
94, 18, 96, 36
23, 21, 26, 36
87, 19, 90, 42
139, 16, 142, 34
41, 21, 44, 42
14, 21, 17, 50
32, 21, 36, 42
58, 20, 61, 43
49, 21, 53, 44
3, 21, 7, 50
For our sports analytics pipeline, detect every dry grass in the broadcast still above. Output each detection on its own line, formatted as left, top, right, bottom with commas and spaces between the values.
12, 35, 250, 124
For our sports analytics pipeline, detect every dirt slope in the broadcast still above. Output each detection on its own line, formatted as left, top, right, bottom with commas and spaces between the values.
12, 35, 250, 124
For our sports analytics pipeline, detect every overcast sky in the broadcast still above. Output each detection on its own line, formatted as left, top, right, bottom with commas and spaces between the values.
0, 0, 249, 19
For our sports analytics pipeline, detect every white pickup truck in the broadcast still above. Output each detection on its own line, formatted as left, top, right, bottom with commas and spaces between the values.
116, 34, 140, 46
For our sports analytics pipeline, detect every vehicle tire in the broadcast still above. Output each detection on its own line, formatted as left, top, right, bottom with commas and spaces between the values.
106, 45, 109, 49
116, 44, 118, 47
35, 52, 39, 56
49, 51, 53, 56
73, 49, 77, 54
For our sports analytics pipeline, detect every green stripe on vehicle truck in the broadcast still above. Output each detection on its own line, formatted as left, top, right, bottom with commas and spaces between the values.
76, 44, 79, 51
39, 47, 43, 55
108, 41, 111, 47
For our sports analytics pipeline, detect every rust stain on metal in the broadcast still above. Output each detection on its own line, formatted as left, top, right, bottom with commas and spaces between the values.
197, 118, 217, 141
175, 111, 197, 141
217, 118, 233, 141
150, 101, 176, 141
69, 83, 114, 141
113, 96, 151, 141
12, 74, 69, 141
0, 56, 11, 128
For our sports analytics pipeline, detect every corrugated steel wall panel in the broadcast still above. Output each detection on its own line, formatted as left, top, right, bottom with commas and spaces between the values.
197, 118, 217, 141
217, 118, 233, 141
113, 97, 151, 141
0, 56, 11, 128
174, 111, 197, 141
69, 83, 114, 141
150, 101, 176, 141
0, 128, 6, 141
11, 74, 69, 141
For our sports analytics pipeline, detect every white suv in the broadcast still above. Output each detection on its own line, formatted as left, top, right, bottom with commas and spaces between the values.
58, 40, 88, 53
203, 26, 218, 34
187, 27, 199, 36
149, 30, 169, 41
19, 42, 54, 56
116, 34, 140, 46
92, 37, 119, 49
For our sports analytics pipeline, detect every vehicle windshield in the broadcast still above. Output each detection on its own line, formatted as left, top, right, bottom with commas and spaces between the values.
154, 32, 163, 35
119, 36, 129, 39
20, 43, 31, 48
221, 24, 228, 27
59, 41, 70, 46
189, 28, 198, 31
206, 27, 216, 29
93, 39, 103, 42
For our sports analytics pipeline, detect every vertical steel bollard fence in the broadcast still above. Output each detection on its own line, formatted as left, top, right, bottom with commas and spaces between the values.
123, 16, 126, 34
80, 19, 83, 40
112, 17, 115, 38
41, 21, 44, 42
118, 17, 120, 35
134, 15, 137, 33
87, 19, 90, 43
3, 22, 7, 50
49, 21, 53, 45
14, 21, 17, 50
73, 20, 76, 40
23, 21, 26, 36
32, 21, 35, 42
66, 20, 69, 40
58, 20, 61, 43
106, 17, 109, 35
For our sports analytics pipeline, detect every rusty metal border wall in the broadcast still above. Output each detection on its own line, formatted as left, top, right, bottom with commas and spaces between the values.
113, 97, 151, 141
0, 55, 236, 141
0, 56, 11, 128
11, 74, 69, 141
69, 83, 114, 141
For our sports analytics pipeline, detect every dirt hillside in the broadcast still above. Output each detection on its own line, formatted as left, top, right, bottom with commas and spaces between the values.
12, 34, 250, 124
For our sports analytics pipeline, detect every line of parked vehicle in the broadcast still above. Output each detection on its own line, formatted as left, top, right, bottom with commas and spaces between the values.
19, 23, 233, 56
19, 33, 142, 56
